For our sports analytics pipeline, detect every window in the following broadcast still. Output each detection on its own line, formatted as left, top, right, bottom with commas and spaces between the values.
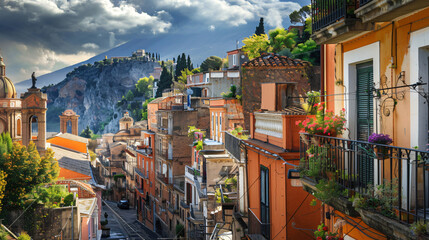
211, 113, 214, 138
260, 165, 270, 239
215, 113, 218, 142
232, 54, 237, 66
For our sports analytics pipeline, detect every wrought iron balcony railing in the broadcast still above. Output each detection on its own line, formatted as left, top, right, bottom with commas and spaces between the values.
300, 133, 429, 223
248, 208, 270, 240
156, 172, 170, 185
225, 132, 242, 161
311, 0, 358, 32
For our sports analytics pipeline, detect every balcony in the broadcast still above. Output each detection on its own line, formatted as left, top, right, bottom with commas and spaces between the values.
225, 132, 242, 161
173, 175, 185, 193
185, 165, 202, 183
247, 208, 270, 240
156, 172, 170, 185
156, 148, 172, 161
158, 96, 184, 110
299, 133, 429, 239
311, 0, 372, 44
355, 0, 429, 24
190, 204, 204, 223
250, 112, 307, 151
134, 167, 148, 179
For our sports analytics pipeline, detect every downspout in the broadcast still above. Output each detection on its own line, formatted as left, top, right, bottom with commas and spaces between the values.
321, 44, 325, 103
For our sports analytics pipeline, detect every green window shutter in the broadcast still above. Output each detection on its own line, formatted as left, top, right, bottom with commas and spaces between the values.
356, 62, 374, 185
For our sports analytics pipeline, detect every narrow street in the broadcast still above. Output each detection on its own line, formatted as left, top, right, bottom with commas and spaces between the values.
102, 200, 160, 240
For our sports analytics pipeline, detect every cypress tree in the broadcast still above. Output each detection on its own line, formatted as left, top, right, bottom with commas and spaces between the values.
156, 66, 173, 97
255, 17, 265, 35
187, 55, 193, 70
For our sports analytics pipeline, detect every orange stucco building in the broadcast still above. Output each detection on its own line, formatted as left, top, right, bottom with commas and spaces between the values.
209, 98, 244, 142
302, 1, 429, 239
135, 130, 156, 230
244, 82, 321, 240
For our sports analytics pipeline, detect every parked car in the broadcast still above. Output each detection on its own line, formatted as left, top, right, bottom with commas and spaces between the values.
117, 199, 129, 209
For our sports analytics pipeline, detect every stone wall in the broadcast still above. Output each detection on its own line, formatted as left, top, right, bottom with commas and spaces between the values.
241, 65, 320, 130
5, 205, 79, 240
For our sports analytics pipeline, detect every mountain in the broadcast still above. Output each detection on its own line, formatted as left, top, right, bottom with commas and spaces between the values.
15, 28, 250, 94
45, 57, 159, 134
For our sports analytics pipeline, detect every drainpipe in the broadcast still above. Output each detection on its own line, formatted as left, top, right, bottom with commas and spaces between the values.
321, 44, 325, 103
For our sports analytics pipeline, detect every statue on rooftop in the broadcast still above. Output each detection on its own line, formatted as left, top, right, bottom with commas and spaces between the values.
31, 72, 37, 89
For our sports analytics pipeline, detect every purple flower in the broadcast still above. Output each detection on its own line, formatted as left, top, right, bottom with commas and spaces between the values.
368, 133, 393, 145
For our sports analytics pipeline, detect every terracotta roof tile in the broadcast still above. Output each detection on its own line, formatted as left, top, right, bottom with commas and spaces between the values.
242, 53, 310, 68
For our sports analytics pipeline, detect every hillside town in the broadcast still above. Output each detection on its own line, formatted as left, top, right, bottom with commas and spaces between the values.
0, 0, 429, 240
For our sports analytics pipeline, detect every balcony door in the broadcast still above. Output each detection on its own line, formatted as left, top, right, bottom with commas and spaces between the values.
356, 61, 374, 185
260, 165, 270, 239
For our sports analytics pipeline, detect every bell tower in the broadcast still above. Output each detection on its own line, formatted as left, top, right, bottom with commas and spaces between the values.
60, 109, 79, 135
21, 88, 47, 154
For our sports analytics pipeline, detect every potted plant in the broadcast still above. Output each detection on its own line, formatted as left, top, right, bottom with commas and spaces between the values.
314, 223, 343, 240
296, 102, 346, 145
368, 133, 393, 160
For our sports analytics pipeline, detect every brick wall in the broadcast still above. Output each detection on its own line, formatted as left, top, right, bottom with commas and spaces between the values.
241, 65, 320, 130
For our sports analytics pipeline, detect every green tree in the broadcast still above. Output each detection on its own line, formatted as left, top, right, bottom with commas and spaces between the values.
80, 126, 93, 138
255, 17, 265, 35
292, 39, 319, 64
177, 68, 193, 84
0, 140, 59, 208
200, 56, 222, 72
269, 28, 297, 53
135, 76, 154, 98
187, 55, 193, 70
242, 34, 271, 60
156, 66, 173, 97
289, 5, 311, 24
125, 90, 134, 101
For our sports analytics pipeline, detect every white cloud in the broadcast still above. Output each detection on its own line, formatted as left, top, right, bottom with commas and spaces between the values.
82, 43, 99, 50
2, 0, 172, 34
209, 25, 216, 31
155, 0, 301, 28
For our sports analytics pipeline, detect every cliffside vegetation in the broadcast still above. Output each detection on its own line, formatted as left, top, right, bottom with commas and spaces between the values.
242, 6, 320, 65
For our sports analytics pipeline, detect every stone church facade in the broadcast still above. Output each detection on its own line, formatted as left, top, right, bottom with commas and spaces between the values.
0, 54, 47, 153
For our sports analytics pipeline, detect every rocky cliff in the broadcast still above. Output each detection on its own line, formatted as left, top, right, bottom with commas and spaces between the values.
45, 58, 159, 134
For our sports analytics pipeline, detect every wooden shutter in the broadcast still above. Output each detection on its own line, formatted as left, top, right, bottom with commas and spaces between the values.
356, 62, 374, 185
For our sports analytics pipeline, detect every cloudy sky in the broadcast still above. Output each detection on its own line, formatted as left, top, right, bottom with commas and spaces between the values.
0, 0, 309, 83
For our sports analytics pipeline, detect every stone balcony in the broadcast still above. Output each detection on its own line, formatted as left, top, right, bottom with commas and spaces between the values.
355, 0, 429, 23
250, 111, 307, 151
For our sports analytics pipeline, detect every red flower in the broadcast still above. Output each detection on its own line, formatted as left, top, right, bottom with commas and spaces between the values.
317, 237, 322, 240
338, 238, 344, 240
323, 226, 328, 231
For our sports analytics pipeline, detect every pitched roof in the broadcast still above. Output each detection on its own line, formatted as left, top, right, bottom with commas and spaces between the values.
52, 133, 89, 144
242, 53, 310, 68
51, 145, 92, 179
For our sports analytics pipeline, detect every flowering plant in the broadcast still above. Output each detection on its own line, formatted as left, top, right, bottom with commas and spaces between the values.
314, 223, 343, 240
368, 133, 393, 145
296, 102, 347, 136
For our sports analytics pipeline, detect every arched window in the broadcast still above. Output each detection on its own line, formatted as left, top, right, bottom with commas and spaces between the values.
16, 118, 21, 136
30, 115, 38, 140
67, 120, 72, 133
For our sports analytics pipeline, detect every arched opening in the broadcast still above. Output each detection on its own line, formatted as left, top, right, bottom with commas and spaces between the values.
30, 115, 38, 140
0, 119, 6, 134
202, 88, 208, 97
126, 123, 129, 130
16, 118, 21, 136
67, 120, 72, 133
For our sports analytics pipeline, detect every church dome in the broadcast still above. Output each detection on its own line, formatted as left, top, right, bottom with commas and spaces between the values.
0, 76, 17, 99
0, 56, 17, 99
120, 112, 133, 122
